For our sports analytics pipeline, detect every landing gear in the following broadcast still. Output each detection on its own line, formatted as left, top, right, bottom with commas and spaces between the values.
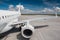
19, 27, 22, 31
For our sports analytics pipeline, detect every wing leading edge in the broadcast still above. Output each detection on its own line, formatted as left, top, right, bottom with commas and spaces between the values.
11, 16, 57, 27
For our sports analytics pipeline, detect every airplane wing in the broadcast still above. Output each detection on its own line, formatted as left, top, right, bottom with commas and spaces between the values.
10, 16, 57, 27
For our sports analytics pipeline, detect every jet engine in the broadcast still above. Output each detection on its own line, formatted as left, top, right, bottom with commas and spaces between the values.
21, 24, 34, 38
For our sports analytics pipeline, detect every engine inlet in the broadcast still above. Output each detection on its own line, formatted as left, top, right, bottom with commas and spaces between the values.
23, 29, 32, 36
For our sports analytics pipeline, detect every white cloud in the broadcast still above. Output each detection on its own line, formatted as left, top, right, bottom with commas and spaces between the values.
21, 7, 55, 14
20, 5, 55, 14
9, 4, 24, 11
55, 7, 60, 12
16, 5, 24, 10
21, 9, 42, 14
9, 4, 60, 14
8, 5, 15, 11
40, 8, 54, 14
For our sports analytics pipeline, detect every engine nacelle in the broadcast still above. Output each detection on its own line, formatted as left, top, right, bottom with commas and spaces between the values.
21, 24, 34, 38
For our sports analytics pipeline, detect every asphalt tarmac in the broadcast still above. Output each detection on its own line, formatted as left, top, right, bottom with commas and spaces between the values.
1, 15, 60, 40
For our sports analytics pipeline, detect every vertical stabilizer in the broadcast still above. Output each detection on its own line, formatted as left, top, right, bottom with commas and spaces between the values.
54, 7, 58, 18
55, 12, 58, 18
16, 4, 21, 16
16, 4, 24, 16
16, 4, 24, 21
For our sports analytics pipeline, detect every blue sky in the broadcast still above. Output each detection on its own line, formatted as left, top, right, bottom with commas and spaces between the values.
0, 0, 60, 10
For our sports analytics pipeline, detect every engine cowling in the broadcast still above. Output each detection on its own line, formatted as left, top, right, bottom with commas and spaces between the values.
21, 24, 34, 38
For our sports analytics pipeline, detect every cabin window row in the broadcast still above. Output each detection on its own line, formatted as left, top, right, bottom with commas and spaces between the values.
0, 16, 6, 19
0, 14, 17, 19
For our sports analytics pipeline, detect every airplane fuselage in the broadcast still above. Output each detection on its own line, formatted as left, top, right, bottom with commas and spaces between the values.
0, 10, 20, 33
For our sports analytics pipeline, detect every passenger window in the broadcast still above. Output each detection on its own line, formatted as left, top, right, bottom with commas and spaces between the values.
5, 16, 6, 18
2, 16, 4, 19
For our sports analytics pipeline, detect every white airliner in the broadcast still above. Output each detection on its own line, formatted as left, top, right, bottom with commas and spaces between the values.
0, 4, 58, 38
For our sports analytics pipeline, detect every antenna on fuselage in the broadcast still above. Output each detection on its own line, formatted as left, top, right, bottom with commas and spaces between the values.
9, 4, 15, 11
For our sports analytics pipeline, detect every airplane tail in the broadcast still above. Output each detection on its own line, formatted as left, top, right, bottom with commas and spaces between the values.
16, 4, 24, 21
16, 4, 21, 16
55, 12, 58, 18
16, 4, 24, 16
18, 5, 21, 16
